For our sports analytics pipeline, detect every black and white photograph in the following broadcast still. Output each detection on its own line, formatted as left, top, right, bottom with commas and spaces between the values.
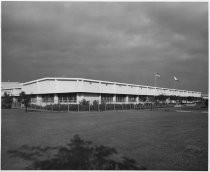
1, 1, 208, 170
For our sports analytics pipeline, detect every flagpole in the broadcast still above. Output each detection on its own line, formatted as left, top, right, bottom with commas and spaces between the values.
154, 75, 156, 87
173, 79, 175, 89
153, 74, 156, 106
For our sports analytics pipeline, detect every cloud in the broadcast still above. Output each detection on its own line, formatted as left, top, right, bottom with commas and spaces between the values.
2, 2, 208, 93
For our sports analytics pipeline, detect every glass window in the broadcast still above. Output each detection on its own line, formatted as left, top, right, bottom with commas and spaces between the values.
58, 93, 76, 103
101, 94, 113, 103
129, 95, 136, 102
116, 95, 126, 102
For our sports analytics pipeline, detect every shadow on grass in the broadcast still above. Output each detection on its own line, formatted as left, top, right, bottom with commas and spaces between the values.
8, 135, 146, 170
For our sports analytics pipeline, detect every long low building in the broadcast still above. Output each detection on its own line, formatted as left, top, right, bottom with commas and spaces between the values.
2, 77, 202, 105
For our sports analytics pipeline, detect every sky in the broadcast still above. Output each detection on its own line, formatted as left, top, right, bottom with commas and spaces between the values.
2, 2, 208, 93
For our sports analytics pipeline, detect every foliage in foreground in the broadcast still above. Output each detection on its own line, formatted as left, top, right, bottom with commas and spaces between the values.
2, 92, 13, 109
18, 92, 31, 112
8, 134, 146, 170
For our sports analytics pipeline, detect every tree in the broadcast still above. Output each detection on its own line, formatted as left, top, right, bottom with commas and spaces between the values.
186, 96, 195, 102
155, 95, 168, 102
2, 92, 13, 109
79, 99, 90, 105
18, 92, 31, 112
139, 95, 147, 102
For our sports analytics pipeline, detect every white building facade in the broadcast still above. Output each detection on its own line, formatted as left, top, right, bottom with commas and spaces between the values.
2, 77, 201, 105
2, 77, 202, 105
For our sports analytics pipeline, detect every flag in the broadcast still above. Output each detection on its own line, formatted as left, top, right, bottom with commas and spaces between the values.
154, 73, 160, 77
174, 76, 179, 81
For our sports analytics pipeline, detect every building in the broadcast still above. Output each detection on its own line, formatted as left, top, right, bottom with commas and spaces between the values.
1, 82, 23, 97
2, 77, 202, 105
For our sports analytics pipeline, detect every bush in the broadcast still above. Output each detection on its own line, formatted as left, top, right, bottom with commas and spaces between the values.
80, 99, 89, 106
91, 100, 99, 111
79, 105, 90, 111
2, 92, 13, 109
8, 135, 145, 170
69, 104, 79, 111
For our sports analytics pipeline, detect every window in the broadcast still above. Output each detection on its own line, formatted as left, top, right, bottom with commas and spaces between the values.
42, 94, 54, 103
128, 95, 136, 102
30, 95, 37, 103
101, 94, 113, 103
116, 95, 126, 102
58, 93, 76, 103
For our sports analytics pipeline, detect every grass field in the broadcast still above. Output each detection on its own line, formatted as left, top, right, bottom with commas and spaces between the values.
1, 109, 208, 170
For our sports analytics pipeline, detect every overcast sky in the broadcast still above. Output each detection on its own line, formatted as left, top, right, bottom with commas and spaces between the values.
2, 2, 208, 93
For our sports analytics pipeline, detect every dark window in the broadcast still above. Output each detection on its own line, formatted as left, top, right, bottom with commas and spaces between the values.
30, 95, 37, 103
116, 95, 126, 102
42, 94, 54, 103
101, 94, 113, 103
128, 95, 136, 102
58, 93, 77, 103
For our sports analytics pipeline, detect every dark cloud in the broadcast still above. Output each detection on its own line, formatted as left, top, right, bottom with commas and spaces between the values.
2, 2, 208, 93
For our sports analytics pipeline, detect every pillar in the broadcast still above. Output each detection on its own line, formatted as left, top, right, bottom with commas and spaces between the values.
99, 93, 101, 104
136, 96, 139, 104
76, 93, 84, 104
54, 94, 58, 104
113, 94, 116, 104
125, 95, 129, 104
36, 95, 42, 106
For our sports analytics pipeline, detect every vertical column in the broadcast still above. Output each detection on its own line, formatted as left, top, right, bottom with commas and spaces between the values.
113, 83, 116, 104
99, 93, 101, 104
76, 93, 84, 104
37, 95, 42, 105
54, 94, 58, 104
12, 97, 16, 103
77, 79, 80, 104
136, 96, 139, 104
99, 82, 101, 104
113, 94, 116, 104
76, 93, 80, 104
125, 95, 129, 104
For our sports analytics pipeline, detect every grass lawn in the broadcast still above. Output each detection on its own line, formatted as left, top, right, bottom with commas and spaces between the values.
1, 109, 208, 170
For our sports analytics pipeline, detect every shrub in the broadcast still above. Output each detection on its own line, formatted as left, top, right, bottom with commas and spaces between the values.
8, 135, 145, 170
69, 104, 79, 111
80, 99, 89, 106
2, 92, 13, 109
91, 100, 99, 111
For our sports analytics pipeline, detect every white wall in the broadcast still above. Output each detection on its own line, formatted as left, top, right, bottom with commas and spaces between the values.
56, 79, 78, 93
139, 86, 148, 95
100, 82, 115, 94
147, 87, 156, 96
23, 82, 38, 94
12, 88, 22, 96
116, 84, 127, 94
37, 79, 56, 94
127, 85, 139, 95
82, 80, 100, 93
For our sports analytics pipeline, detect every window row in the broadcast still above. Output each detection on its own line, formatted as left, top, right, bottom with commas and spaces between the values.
101, 94, 113, 102
58, 93, 77, 103
30, 94, 149, 103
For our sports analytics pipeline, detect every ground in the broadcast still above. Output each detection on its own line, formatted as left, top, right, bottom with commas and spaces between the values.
1, 109, 208, 170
